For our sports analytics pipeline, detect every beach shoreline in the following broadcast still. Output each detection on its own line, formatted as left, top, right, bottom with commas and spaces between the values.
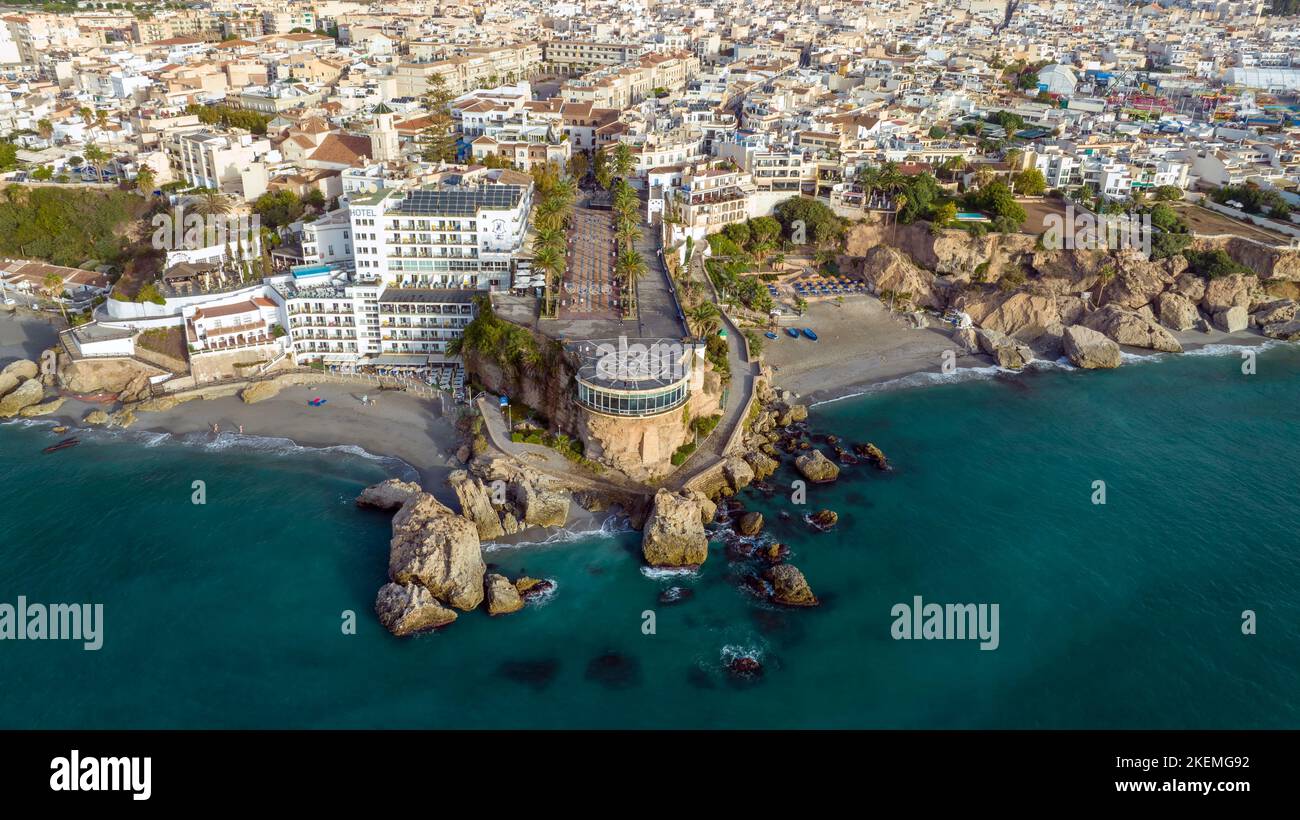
762, 297, 1279, 406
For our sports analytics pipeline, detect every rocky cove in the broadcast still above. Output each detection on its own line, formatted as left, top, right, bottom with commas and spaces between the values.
356, 371, 889, 643
838, 219, 1300, 372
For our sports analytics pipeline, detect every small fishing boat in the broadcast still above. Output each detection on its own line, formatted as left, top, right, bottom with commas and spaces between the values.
785, 327, 800, 338
43, 437, 79, 454
802, 328, 818, 341
764, 331, 777, 340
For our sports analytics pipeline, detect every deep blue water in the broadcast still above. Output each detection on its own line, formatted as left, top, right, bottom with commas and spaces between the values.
1, 345, 1297, 728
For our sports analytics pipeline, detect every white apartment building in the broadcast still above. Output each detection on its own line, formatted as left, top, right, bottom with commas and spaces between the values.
347, 183, 532, 292
164, 130, 271, 193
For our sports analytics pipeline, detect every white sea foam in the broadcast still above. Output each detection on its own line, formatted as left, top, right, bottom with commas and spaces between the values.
483, 515, 632, 551
639, 565, 700, 580
811, 339, 1296, 406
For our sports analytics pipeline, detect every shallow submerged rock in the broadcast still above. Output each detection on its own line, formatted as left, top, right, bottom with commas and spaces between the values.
641, 488, 711, 567
810, 509, 838, 530
374, 582, 458, 636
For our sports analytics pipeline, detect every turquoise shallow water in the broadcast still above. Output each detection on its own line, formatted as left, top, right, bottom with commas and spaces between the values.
1, 345, 1298, 728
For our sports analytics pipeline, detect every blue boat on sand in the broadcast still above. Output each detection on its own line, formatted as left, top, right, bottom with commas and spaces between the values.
764, 331, 778, 340
802, 328, 818, 341
785, 327, 800, 338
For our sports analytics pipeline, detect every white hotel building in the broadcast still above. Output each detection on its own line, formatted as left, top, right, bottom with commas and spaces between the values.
279, 182, 533, 364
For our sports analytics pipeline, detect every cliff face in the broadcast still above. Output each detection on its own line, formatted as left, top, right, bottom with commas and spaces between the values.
462, 323, 724, 481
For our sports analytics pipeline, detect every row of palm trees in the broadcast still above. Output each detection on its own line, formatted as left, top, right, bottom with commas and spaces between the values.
530, 166, 577, 318
610, 175, 646, 320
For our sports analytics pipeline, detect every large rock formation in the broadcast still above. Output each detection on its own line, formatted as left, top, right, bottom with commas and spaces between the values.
856, 245, 943, 309
1200, 274, 1256, 314
57, 354, 157, 401
18, 397, 65, 417
1252, 299, 1297, 327
765, 564, 819, 607
448, 470, 507, 540
965, 291, 1061, 340
484, 573, 525, 615
1083, 305, 1183, 353
2, 359, 38, 380
1158, 291, 1200, 331
1062, 325, 1121, 369
387, 493, 485, 611
1212, 305, 1248, 333
723, 456, 755, 493
0, 378, 44, 417
641, 488, 710, 567
83, 409, 111, 425
975, 328, 1035, 369
356, 479, 423, 511
469, 459, 571, 531
795, 449, 840, 483
1263, 318, 1300, 340
374, 582, 458, 636
743, 450, 779, 480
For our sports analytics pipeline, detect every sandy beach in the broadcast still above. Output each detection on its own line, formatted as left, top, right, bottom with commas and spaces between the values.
0, 308, 60, 366
764, 297, 985, 403
763, 296, 1279, 405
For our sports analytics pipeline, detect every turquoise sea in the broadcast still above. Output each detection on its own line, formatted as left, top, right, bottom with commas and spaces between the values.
1, 344, 1298, 729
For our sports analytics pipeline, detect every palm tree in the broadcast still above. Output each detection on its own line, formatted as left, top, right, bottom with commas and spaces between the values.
43, 272, 67, 323
95, 109, 108, 136
36, 118, 52, 142
689, 301, 720, 336
135, 165, 155, 196
192, 190, 232, 217
615, 213, 642, 247
612, 142, 634, 179
83, 143, 108, 183
78, 107, 93, 129
892, 193, 909, 241
615, 247, 646, 317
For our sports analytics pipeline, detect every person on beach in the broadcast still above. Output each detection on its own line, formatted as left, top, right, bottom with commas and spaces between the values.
238, 424, 244, 434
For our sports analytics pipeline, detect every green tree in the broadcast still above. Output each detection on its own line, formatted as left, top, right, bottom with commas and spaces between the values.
83, 143, 108, 183
1013, 168, 1047, 196
420, 73, 459, 163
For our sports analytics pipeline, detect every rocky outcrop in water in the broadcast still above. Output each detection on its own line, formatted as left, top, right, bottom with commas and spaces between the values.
484, 573, 525, 615
642, 488, 711, 567
810, 509, 838, 530
1062, 325, 1121, 369
1263, 318, 1300, 340
975, 327, 1035, 369
737, 511, 764, 537
765, 564, 819, 607
795, 449, 840, 483
744, 449, 779, 480
356, 479, 423, 510
374, 582, 458, 636
387, 493, 486, 612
